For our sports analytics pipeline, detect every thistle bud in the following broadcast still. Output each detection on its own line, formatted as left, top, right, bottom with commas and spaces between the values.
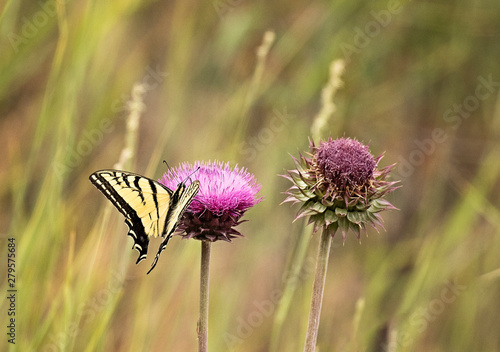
283, 137, 398, 242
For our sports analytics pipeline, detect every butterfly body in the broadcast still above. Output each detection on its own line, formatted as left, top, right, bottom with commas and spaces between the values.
89, 170, 199, 274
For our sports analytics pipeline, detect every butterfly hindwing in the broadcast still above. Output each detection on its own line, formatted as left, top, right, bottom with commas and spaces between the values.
147, 180, 200, 274
90, 170, 181, 267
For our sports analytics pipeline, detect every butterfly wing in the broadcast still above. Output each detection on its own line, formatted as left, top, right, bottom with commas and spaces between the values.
89, 170, 173, 264
147, 180, 200, 274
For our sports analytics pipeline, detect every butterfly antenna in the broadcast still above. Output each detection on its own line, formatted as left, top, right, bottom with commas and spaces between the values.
163, 160, 183, 184
182, 166, 200, 184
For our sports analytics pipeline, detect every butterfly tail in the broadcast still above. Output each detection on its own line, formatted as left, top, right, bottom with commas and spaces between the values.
147, 234, 172, 274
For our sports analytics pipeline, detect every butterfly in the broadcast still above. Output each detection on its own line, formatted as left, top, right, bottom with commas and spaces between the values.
89, 169, 200, 274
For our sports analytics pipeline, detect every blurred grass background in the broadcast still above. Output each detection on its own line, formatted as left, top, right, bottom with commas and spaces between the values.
1, 0, 500, 351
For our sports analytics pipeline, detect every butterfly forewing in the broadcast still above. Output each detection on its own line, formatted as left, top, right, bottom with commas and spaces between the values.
165, 181, 200, 236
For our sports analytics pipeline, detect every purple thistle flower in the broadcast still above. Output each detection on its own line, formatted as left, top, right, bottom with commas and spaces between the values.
283, 137, 399, 242
160, 160, 262, 242
316, 138, 376, 191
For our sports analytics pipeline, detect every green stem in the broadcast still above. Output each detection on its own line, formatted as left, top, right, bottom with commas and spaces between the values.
303, 229, 332, 352
198, 241, 211, 352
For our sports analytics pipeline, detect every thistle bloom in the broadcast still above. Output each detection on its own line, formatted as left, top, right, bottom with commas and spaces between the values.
160, 160, 262, 242
283, 137, 398, 242
161, 161, 261, 352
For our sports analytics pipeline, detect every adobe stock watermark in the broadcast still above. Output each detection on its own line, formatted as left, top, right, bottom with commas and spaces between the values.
52, 118, 114, 180
223, 256, 316, 350
213, 0, 244, 19
340, 0, 406, 60
8, 0, 66, 53
37, 271, 125, 352
395, 74, 500, 179
111, 64, 168, 113
238, 107, 294, 162
381, 279, 466, 352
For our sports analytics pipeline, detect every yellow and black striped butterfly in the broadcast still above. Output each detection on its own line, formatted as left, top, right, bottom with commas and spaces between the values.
89, 170, 199, 274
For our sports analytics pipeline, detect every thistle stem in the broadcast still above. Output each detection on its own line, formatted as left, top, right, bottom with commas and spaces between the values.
198, 241, 211, 352
303, 229, 332, 352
